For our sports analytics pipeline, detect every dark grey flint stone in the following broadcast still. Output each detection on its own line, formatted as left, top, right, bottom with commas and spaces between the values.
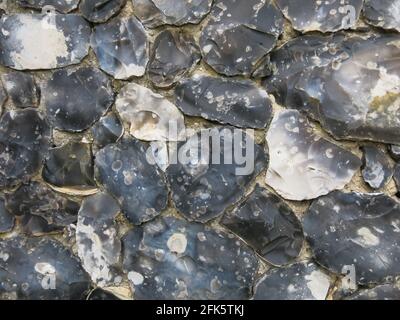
42, 142, 97, 193
175, 75, 273, 129
17, 0, 80, 13
92, 113, 124, 149
276, 0, 363, 32
77, 192, 121, 287
87, 288, 120, 300
166, 127, 268, 223
131, 0, 213, 28
264, 33, 400, 144
122, 216, 258, 300
2, 72, 40, 108
304, 191, 400, 285
91, 16, 149, 80
388, 145, 400, 161
200, 0, 283, 77
0, 109, 51, 188
43, 67, 114, 132
253, 262, 332, 300
0, 237, 91, 300
266, 109, 361, 201
363, 0, 400, 32
0, 14, 91, 70
80, 0, 126, 23
0, 197, 14, 233
95, 137, 169, 225
5, 181, 79, 236
148, 30, 200, 88
221, 185, 304, 266
361, 146, 393, 189
345, 284, 400, 300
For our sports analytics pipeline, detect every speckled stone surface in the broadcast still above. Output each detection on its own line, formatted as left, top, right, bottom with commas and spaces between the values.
0, 0, 399, 301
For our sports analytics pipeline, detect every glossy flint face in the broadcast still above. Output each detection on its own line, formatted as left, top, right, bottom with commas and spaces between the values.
1, 0, 400, 301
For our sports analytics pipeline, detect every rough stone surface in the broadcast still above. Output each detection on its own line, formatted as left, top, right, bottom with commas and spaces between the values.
221, 185, 304, 266
200, 0, 284, 77
77, 192, 121, 287
166, 128, 268, 223
148, 30, 200, 88
253, 262, 332, 300
122, 216, 258, 299
276, 0, 363, 32
131, 0, 213, 28
345, 284, 400, 300
0, 237, 90, 300
264, 33, 400, 144
80, 0, 126, 23
92, 113, 124, 149
91, 16, 149, 80
0, 197, 14, 233
363, 0, 400, 32
175, 75, 273, 129
1, 72, 40, 108
0, 14, 91, 70
116, 83, 185, 141
304, 191, 400, 285
17, 0, 80, 13
5, 181, 79, 235
361, 146, 393, 190
266, 109, 361, 201
95, 137, 169, 225
0, 109, 51, 188
43, 67, 114, 132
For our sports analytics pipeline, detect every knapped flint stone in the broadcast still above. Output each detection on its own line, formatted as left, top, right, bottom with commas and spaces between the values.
264, 33, 400, 144
80, 0, 126, 23
116, 83, 185, 141
0, 109, 51, 188
304, 191, 400, 285
266, 110, 361, 201
200, 0, 283, 77
276, 0, 363, 33
131, 0, 213, 28
17, 0, 80, 13
148, 30, 201, 88
363, 0, 400, 32
221, 185, 304, 266
361, 146, 393, 190
91, 16, 149, 80
43, 67, 114, 132
0, 237, 91, 300
175, 75, 273, 129
0, 14, 91, 70
122, 216, 258, 300
5, 181, 79, 236
388, 145, 400, 161
253, 262, 332, 300
77, 192, 121, 287
345, 284, 400, 300
87, 288, 120, 300
42, 142, 97, 195
166, 127, 268, 223
0, 197, 14, 233
148, 141, 169, 172
2, 72, 40, 108
92, 113, 124, 148
95, 137, 169, 225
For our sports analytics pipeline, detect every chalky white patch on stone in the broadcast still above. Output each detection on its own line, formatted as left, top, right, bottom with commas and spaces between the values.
7, 15, 68, 69
304, 270, 331, 300
167, 233, 187, 254
128, 271, 144, 286
116, 83, 185, 141
34, 262, 56, 275
352, 227, 380, 247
